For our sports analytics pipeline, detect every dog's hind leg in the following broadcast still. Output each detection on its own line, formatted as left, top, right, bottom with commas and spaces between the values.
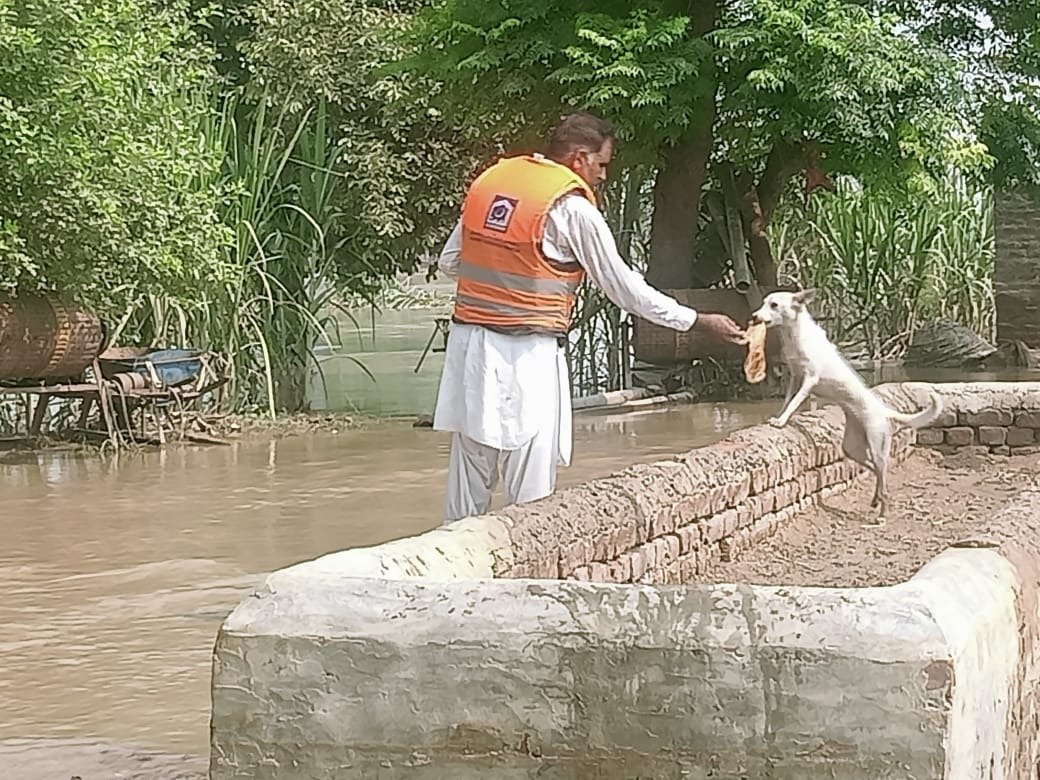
866, 454, 890, 526
865, 426, 892, 526
843, 417, 889, 526
841, 416, 868, 465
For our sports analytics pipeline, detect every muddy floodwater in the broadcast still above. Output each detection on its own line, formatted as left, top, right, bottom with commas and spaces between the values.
0, 401, 777, 776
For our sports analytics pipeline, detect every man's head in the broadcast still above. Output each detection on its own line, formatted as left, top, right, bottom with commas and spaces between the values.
544, 111, 616, 188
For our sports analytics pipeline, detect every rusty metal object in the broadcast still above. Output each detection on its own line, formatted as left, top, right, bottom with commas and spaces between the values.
632, 287, 789, 365
0, 295, 106, 381
110, 371, 149, 393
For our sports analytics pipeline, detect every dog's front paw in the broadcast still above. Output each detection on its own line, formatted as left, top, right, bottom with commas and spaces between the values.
768, 416, 786, 428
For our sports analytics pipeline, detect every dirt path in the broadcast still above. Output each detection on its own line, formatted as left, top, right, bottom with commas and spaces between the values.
691, 448, 1040, 588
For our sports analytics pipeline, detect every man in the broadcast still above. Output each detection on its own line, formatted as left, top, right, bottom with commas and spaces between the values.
433, 111, 747, 523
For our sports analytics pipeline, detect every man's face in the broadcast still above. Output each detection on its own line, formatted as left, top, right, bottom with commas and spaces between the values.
570, 139, 613, 188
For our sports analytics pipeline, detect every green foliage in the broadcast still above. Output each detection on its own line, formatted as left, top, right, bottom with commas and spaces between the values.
892, 0, 1040, 193
124, 89, 376, 416
241, 0, 476, 273
981, 89, 1040, 193
0, 0, 229, 317
406, 0, 716, 156
711, 0, 987, 185
772, 172, 994, 358
406, 0, 981, 183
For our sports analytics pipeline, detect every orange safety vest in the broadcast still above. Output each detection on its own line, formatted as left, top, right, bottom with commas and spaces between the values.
453, 155, 597, 337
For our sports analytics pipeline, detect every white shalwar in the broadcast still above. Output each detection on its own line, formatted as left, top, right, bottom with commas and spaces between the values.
434, 188, 698, 523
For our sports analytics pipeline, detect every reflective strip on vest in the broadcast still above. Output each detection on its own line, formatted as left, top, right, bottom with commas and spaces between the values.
454, 293, 547, 319
457, 260, 581, 297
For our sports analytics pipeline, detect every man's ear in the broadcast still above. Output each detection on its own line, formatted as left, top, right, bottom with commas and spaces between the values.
793, 288, 817, 306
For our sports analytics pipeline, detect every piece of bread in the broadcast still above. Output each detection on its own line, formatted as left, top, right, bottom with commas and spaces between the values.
744, 321, 767, 384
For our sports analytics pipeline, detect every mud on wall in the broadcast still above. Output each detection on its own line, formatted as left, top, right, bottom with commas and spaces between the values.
494, 395, 920, 585
489, 382, 1040, 586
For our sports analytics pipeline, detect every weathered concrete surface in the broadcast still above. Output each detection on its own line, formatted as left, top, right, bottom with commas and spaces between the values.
995, 192, 1040, 346
212, 573, 953, 778
945, 478, 1040, 778
274, 513, 514, 581
901, 549, 1020, 778
211, 508, 1040, 779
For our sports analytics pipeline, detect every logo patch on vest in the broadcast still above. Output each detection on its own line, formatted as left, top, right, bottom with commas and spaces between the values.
484, 195, 518, 233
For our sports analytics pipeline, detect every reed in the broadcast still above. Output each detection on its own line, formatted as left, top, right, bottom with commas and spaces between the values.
772, 170, 995, 360
117, 88, 375, 417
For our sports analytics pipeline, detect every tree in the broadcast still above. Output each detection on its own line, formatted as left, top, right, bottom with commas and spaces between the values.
404, 0, 980, 289
167, 0, 481, 413
890, 0, 1040, 194
241, 0, 479, 279
710, 0, 984, 287
0, 0, 229, 317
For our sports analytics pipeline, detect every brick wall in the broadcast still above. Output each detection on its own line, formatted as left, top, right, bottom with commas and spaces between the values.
493, 383, 1040, 586
495, 404, 914, 585
915, 407, 1040, 455
996, 192, 1040, 346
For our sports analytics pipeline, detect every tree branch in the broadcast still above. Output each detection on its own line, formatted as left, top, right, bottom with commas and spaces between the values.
757, 140, 805, 222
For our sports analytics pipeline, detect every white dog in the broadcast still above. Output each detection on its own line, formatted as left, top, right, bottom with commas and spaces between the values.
750, 289, 943, 522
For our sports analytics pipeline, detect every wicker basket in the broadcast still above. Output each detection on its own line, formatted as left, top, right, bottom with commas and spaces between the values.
0, 294, 106, 381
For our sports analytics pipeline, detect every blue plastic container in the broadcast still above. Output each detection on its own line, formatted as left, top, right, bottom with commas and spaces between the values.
99, 348, 203, 387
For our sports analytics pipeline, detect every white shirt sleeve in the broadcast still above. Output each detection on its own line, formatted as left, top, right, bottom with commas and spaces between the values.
437, 220, 463, 279
542, 194, 698, 331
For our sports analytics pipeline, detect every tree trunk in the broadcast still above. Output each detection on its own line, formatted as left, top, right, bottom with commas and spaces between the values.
739, 141, 805, 288
746, 191, 779, 288
646, 123, 715, 289
645, 0, 718, 291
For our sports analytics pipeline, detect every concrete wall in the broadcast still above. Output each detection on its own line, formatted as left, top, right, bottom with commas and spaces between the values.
210, 381, 1040, 779
996, 192, 1040, 346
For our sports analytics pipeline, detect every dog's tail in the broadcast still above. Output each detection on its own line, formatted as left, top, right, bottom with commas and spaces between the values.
887, 393, 943, 429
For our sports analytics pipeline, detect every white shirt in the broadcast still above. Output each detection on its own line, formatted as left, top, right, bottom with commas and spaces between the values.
432, 188, 698, 463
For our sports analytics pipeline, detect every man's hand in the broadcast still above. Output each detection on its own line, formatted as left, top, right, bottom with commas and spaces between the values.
691, 312, 748, 346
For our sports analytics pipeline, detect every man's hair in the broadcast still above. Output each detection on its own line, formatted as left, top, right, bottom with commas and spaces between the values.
543, 111, 616, 162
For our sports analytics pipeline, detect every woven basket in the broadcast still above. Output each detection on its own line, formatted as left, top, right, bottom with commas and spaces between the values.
0, 294, 106, 381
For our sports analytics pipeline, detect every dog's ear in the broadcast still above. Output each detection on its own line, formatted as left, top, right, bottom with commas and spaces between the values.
793, 288, 817, 306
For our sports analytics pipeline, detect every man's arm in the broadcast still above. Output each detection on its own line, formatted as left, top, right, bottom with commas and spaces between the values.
437, 220, 463, 279
546, 195, 697, 331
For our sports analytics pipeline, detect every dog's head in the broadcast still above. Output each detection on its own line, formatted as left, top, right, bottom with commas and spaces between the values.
749, 289, 816, 328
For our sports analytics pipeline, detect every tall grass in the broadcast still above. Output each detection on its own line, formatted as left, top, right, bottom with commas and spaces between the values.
568, 167, 995, 395
116, 87, 376, 416
772, 171, 994, 360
